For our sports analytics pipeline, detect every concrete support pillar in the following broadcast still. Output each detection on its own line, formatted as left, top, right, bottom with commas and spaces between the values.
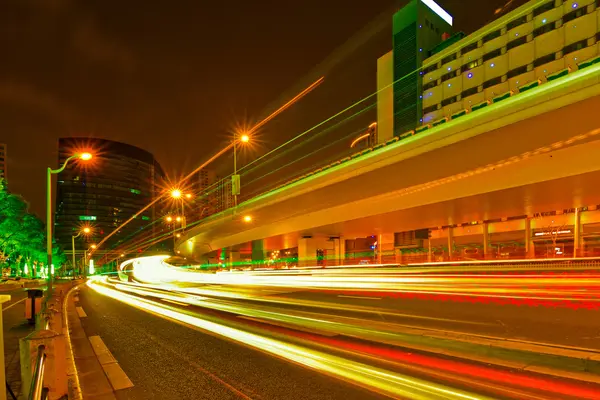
428, 238, 433, 263
332, 238, 346, 266
395, 248, 403, 265
377, 234, 383, 264
228, 250, 240, 268
525, 218, 534, 258
574, 208, 582, 257
298, 237, 317, 268
20, 330, 67, 400
447, 227, 454, 261
378, 233, 394, 265
251, 240, 264, 266
483, 223, 490, 260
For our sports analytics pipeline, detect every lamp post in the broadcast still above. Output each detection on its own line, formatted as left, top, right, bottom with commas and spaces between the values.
47, 152, 92, 298
71, 227, 91, 279
170, 189, 193, 230
232, 133, 250, 208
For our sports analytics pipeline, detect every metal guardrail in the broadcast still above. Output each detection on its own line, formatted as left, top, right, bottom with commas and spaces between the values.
29, 344, 48, 400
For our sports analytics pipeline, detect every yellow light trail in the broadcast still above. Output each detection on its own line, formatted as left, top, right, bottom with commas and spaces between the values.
88, 279, 489, 400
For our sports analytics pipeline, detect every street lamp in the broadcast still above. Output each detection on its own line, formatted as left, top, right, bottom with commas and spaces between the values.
72, 227, 91, 279
243, 215, 252, 223
233, 132, 251, 208
47, 152, 93, 297
170, 189, 191, 229
170, 189, 182, 199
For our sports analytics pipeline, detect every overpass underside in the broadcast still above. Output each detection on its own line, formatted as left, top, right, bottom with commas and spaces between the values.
179, 78, 600, 264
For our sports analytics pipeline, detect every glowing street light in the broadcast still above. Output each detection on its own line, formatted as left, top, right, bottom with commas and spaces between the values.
176, 216, 182, 222
243, 215, 252, 223
90, 244, 97, 249
185, 193, 192, 199
48, 151, 93, 294
72, 226, 92, 279
233, 132, 251, 208
166, 216, 173, 222
170, 189, 182, 199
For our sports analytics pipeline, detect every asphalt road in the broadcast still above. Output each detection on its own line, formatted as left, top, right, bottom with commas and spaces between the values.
78, 286, 386, 400
78, 278, 600, 399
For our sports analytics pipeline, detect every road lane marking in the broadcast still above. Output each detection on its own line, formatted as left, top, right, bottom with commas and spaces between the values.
3, 297, 26, 311
89, 335, 133, 391
338, 295, 382, 300
102, 363, 134, 391
75, 306, 87, 318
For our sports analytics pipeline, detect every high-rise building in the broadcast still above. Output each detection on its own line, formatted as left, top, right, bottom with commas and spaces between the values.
0, 143, 6, 182
392, 0, 453, 135
54, 138, 166, 253
195, 169, 219, 219
217, 179, 234, 213
379, 0, 600, 140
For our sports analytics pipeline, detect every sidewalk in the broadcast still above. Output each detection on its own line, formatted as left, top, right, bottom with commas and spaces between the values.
4, 295, 34, 399
3, 281, 75, 400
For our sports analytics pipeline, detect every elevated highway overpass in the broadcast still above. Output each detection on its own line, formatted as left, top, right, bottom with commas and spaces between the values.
177, 63, 600, 263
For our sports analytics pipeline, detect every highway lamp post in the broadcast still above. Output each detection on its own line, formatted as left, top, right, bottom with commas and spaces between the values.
232, 133, 250, 208
170, 189, 192, 230
84, 244, 96, 277
47, 152, 92, 298
71, 227, 91, 279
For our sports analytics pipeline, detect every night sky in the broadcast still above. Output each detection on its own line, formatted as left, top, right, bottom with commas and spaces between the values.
0, 0, 522, 219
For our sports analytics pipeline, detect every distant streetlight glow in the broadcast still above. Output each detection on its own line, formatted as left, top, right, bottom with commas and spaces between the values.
90, 244, 97, 249
176, 216, 182, 222
166, 216, 173, 222
82, 227, 91, 234
185, 193, 192, 199
80, 152, 93, 161
171, 189, 182, 199
243, 215, 252, 223
240, 134, 250, 143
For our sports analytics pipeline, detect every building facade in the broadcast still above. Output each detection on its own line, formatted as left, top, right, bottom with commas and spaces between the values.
0, 143, 6, 182
54, 138, 166, 253
370, 0, 600, 262
378, 0, 600, 141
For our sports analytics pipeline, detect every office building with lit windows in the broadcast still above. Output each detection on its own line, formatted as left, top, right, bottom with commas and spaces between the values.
54, 138, 166, 252
377, 0, 600, 142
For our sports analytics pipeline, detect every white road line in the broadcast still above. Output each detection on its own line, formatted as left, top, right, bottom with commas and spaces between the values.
3, 297, 26, 311
162, 299, 189, 307
76, 306, 87, 318
338, 295, 382, 300
89, 335, 134, 391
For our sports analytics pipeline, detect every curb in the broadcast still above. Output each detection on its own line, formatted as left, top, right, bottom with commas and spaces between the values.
64, 284, 84, 400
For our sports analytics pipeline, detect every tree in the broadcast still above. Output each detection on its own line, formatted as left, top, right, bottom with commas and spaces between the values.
0, 179, 67, 277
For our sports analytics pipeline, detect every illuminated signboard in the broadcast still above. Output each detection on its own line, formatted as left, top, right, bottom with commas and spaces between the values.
79, 216, 97, 221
